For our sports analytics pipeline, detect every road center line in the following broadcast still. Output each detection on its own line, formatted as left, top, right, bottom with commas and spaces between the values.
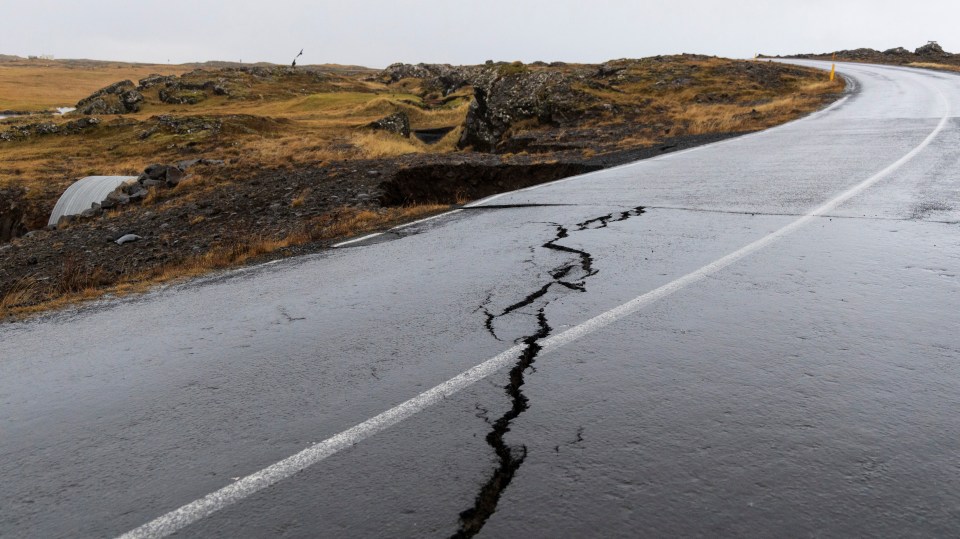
119, 83, 950, 539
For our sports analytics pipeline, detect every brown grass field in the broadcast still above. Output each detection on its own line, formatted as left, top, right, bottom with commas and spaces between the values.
907, 62, 960, 73
0, 60, 194, 111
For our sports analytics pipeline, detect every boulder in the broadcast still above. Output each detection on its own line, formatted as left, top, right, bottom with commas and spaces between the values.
115, 233, 143, 245
368, 112, 410, 137
915, 41, 948, 57
120, 90, 144, 110
883, 47, 911, 56
61, 117, 101, 134
459, 67, 579, 152
76, 80, 144, 114
139, 163, 186, 188
137, 74, 177, 90
596, 62, 627, 78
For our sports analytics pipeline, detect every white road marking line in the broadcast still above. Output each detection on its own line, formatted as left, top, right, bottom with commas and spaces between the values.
119, 80, 949, 539
393, 208, 463, 230
330, 232, 385, 248
332, 209, 465, 248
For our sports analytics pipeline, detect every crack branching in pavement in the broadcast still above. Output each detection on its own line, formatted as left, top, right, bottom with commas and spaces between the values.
455, 206, 645, 537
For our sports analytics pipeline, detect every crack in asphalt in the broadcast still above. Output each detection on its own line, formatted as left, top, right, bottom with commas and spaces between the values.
575, 206, 645, 230
454, 206, 645, 537
453, 309, 550, 539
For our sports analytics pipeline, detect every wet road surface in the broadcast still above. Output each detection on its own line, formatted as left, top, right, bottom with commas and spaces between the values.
2, 61, 960, 537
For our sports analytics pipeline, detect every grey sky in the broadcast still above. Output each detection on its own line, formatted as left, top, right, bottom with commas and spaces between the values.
2, 0, 957, 67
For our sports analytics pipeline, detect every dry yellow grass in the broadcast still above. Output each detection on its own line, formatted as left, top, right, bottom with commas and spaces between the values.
907, 62, 960, 73
290, 188, 312, 207
351, 131, 426, 158
675, 79, 844, 136
0, 60, 192, 111
0, 89, 468, 221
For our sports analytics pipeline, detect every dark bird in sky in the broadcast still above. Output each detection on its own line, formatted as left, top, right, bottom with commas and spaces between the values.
292, 49, 303, 68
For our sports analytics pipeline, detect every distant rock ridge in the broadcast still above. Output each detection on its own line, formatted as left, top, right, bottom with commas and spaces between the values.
781, 41, 958, 65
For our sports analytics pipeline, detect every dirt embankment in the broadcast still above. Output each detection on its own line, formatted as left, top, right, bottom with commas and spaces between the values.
0, 55, 845, 319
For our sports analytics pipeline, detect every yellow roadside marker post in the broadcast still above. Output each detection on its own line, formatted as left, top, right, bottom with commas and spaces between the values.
830, 64, 836, 82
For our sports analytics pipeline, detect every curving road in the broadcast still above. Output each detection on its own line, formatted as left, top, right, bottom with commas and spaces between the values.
2, 60, 960, 537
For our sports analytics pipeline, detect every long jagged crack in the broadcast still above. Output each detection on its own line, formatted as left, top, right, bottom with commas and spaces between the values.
454, 309, 551, 538
457, 206, 646, 537
543, 223, 596, 277
574, 206, 645, 231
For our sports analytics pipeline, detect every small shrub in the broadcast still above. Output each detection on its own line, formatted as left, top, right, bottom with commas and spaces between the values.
290, 188, 312, 207
498, 61, 529, 77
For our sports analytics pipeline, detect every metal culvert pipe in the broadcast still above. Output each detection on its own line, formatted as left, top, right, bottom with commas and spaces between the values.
48, 176, 138, 227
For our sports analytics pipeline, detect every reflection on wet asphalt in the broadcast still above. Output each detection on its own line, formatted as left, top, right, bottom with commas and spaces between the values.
2, 61, 960, 537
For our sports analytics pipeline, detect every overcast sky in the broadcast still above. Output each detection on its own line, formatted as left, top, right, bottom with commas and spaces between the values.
2, 0, 958, 67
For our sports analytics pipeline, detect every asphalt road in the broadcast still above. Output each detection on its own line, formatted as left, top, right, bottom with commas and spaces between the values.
2, 60, 960, 538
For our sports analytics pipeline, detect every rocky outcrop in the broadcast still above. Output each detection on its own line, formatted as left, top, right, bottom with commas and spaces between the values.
915, 41, 948, 57
0, 117, 100, 141
76, 80, 144, 115
459, 67, 583, 152
381, 63, 483, 96
368, 112, 410, 137
137, 74, 178, 90
380, 62, 595, 152
789, 42, 960, 66
883, 47, 911, 56
137, 114, 223, 140
139, 164, 185, 188
144, 70, 232, 104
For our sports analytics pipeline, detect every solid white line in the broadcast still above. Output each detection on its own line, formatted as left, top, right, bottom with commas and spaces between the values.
332, 209, 465, 248
392, 208, 463, 230
331, 232, 385, 248
119, 77, 948, 539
